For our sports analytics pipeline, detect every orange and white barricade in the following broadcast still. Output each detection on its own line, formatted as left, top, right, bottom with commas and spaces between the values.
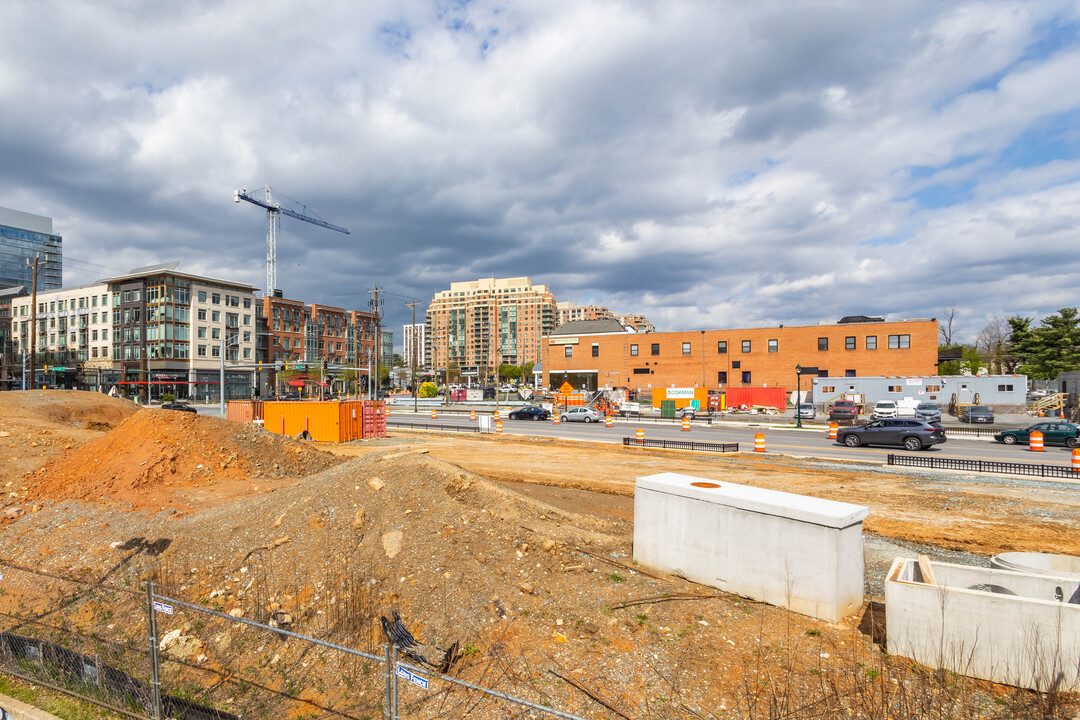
754, 433, 766, 452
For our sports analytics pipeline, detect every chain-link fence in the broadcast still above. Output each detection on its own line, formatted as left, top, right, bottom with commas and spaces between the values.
0, 561, 610, 720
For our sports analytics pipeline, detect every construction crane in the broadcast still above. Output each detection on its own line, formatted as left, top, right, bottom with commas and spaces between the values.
234, 184, 350, 296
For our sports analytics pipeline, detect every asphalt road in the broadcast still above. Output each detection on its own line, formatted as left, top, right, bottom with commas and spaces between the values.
386, 409, 1078, 466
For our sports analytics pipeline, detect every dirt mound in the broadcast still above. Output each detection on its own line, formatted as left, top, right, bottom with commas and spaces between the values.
0, 389, 137, 430
25, 409, 342, 511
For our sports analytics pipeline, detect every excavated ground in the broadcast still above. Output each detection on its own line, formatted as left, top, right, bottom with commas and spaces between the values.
0, 391, 1076, 718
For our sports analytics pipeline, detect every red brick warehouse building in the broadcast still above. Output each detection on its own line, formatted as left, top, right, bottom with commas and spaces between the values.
543, 316, 939, 395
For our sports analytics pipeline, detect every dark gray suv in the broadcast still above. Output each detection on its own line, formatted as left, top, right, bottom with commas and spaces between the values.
837, 419, 946, 451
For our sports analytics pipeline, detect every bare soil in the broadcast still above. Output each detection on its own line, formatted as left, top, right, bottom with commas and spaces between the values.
0, 392, 1076, 718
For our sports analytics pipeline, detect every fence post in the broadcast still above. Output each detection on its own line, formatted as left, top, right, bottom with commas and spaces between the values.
391, 644, 399, 720
146, 582, 163, 720
383, 644, 392, 720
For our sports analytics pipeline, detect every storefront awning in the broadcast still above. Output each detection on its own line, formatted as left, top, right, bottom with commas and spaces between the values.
287, 380, 306, 387
317, 381, 330, 387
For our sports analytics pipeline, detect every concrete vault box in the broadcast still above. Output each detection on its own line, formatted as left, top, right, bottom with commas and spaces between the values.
633, 472, 869, 622
886, 558, 1080, 691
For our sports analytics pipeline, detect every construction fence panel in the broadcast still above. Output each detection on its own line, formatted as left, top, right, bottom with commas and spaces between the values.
0, 560, 155, 719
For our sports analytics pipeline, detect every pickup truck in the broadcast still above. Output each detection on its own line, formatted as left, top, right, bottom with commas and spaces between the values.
828, 400, 859, 421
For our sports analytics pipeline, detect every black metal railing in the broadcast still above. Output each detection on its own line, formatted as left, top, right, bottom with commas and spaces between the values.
623, 437, 739, 453
887, 454, 1077, 479
939, 425, 1016, 437
387, 421, 480, 433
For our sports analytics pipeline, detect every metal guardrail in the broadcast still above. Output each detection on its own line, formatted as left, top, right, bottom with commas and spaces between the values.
887, 454, 1078, 479
623, 437, 739, 453
387, 420, 480, 433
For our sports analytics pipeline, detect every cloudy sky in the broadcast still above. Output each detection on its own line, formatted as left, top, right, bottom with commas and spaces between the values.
2, 0, 1078, 344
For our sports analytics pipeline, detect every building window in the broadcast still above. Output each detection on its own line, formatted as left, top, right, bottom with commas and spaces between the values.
212, 293, 220, 304
651, 343, 660, 356
630, 344, 638, 356
741, 340, 751, 353
564, 346, 572, 358
198, 309, 206, 320
718, 371, 727, 384
244, 298, 251, 309
741, 371, 751, 384
998, 384, 1014, 392
197, 327, 206, 338
768, 339, 778, 353
212, 311, 220, 322
212, 328, 220, 339
198, 291, 207, 302
818, 370, 828, 377
884, 385, 900, 392
731, 360, 741, 369
682, 342, 691, 355
818, 337, 828, 351
888, 334, 910, 349
845, 369, 856, 377
211, 345, 220, 357
926, 384, 941, 392
845, 336, 856, 350
866, 335, 877, 350
717, 341, 727, 354
822, 385, 835, 393
592, 343, 599, 357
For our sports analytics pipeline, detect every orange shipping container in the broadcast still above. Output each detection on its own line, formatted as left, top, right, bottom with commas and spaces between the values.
263, 400, 385, 441
226, 401, 265, 423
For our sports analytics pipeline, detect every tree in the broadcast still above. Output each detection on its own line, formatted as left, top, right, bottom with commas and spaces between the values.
499, 364, 522, 380
418, 381, 437, 398
392, 353, 404, 367
1010, 308, 1080, 379
938, 304, 959, 347
521, 361, 535, 381
338, 368, 358, 395
975, 315, 1019, 374
937, 346, 983, 375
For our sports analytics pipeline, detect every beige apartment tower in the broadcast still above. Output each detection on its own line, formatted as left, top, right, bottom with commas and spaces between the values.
426, 277, 557, 376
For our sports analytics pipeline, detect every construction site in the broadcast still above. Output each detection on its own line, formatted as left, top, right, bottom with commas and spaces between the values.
0, 390, 1078, 720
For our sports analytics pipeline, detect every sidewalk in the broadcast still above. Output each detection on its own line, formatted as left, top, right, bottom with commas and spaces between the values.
0, 694, 62, 720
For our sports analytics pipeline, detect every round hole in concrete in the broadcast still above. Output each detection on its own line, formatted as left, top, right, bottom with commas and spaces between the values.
690, 482, 721, 489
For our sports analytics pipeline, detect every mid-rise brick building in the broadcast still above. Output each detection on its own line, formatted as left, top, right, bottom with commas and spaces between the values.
544, 317, 939, 395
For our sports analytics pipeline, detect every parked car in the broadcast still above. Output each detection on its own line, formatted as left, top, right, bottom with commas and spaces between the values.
559, 406, 603, 423
161, 402, 197, 413
914, 402, 942, 423
836, 419, 946, 451
509, 405, 550, 421
959, 405, 995, 424
0, 704, 10, 720
678, 406, 697, 419
994, 422, 1080, 448
828, 400, 859, 421
871, 400, 898, 419
796, 403, 816, 420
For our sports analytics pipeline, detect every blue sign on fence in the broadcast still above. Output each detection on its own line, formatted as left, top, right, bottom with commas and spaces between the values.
153, 601, 174, 615
396, 665, 429, 690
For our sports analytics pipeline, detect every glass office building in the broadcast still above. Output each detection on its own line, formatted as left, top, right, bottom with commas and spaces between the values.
0, 206, 63, 292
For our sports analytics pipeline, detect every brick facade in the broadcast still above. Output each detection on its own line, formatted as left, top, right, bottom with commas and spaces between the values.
544, 319, 938, 393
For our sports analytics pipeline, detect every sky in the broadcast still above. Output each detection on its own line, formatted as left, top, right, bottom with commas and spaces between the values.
2, 0, 1079, 346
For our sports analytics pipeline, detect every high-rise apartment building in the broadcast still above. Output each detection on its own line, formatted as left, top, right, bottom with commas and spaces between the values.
0, 206, 62, 292
380, 331, 394, 369
618, 314, 655, 333
403, 323, 425, 368
426, 277, 557, 374
556, 302, 615, 324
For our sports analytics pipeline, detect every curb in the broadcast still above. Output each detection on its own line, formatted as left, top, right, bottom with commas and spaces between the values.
0, 694, 63, 720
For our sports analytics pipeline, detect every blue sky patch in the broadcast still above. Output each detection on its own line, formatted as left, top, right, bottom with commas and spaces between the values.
996, 108, 1080, 169
905, 180, 977, 210
378, 21, 412, 57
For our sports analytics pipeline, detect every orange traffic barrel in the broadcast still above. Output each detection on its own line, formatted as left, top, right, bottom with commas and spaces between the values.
605, 415, 613, 427
635, 428, 645, 444
681, 417, 690, 431
495, 420, 503, 434
553, 414, 560, 424
431, 408, 437, 419
828, 423, 838, 440
494, 410, 500, 421
1029, 430, 1044, 452
1073, 448, 1080, 472
754, 433, 766, 452
470, 410, 476, 421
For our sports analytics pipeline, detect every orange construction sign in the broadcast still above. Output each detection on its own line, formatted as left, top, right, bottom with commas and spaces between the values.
559, 381, 575, 395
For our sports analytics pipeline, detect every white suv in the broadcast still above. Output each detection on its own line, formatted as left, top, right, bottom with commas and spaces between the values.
872, 400, 898, 419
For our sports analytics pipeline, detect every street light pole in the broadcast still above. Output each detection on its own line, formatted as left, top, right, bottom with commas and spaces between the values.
795, 364, 803, 429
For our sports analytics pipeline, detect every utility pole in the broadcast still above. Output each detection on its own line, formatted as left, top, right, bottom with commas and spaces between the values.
369, 287, 381, 401
406, 300, 419, 414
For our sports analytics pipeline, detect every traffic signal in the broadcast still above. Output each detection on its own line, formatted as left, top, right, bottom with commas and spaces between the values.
303, 364, 309, 373
44, 365, 49, 373
283, 362, 289, 371
322, 358, 328, 371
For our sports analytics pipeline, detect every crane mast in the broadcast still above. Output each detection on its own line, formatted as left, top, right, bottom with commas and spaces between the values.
234, 184, 350, 296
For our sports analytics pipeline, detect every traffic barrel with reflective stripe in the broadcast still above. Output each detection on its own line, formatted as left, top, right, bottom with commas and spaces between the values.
495, 420, 503, 434
829, 423, 838, 440
553, 414, 560, 424
431, 408, 437, 419
605, 415, 613, 427
754, 433, 766, 452
494, 410, 500, 421
635, 428, 645, 445
1029, 431, 1044, 451
470, 410, 476, 421
682, 417, 690, 431
1073, 448, 1080, 473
